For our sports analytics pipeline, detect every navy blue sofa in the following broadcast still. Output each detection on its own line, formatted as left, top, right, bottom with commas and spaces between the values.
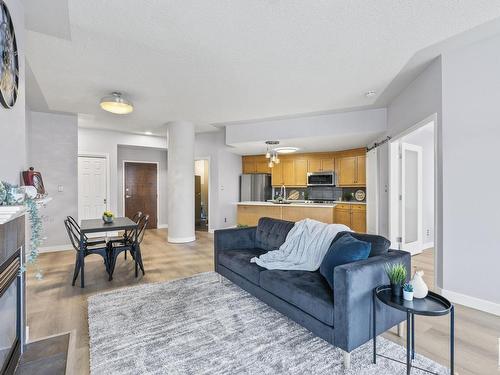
214, 217, 410, 362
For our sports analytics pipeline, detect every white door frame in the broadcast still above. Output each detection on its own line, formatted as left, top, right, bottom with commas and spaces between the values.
122, 160, 160, 226
400, 142, 423, 255
388, 113, 439, 287
77, 153, 110, 223
195, 156, 212, 232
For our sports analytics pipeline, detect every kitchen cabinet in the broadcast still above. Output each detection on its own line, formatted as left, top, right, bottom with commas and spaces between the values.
272, 159, 308, 187
237, 205, 282, 226
337, 155, 366, 186
334, 204, 366, 233
308, 158, 335, 173
243, 159, 270, 174
282, 206, 334, 223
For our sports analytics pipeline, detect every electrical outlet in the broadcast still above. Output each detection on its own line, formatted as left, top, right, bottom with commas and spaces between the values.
224, 217, 227, 223
426, 229, 430, 237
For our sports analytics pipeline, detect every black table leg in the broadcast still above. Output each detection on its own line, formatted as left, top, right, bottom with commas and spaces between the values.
411, 313, 415, 360
451, 305, 454, 375
406, 311, 411, 375
373, 289, 377, 364
79, 233, 85, 288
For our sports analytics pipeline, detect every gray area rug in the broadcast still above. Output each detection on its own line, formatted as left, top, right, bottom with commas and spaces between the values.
88, 272, 448, 375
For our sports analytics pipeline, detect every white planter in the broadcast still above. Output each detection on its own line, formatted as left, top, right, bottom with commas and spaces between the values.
403, 290, 414, 301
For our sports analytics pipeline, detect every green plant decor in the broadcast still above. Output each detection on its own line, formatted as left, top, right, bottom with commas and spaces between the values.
403, 282, 414, 292
384, 262, 407, 285
1, 181, 44, 279
237, 224, 249, 228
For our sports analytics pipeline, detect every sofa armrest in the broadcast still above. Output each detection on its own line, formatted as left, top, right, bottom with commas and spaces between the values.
214, 227, 257, 271
333, 250, 410, 352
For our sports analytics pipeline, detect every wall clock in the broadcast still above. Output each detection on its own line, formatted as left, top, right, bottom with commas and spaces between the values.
0, 1, 18, 109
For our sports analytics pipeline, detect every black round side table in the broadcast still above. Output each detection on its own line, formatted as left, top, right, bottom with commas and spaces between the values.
373, 285, 454, 375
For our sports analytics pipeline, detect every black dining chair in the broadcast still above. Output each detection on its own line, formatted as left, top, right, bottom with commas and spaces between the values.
64, 218, 110, 287
67, 216, 107, 247
107, 211, 142, 260
107, 214, 149, 281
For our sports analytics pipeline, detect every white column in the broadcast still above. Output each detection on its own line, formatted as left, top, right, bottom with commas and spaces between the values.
166, 121, 195, 243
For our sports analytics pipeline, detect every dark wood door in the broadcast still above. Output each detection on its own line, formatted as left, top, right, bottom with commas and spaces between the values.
124, 162, 158, 228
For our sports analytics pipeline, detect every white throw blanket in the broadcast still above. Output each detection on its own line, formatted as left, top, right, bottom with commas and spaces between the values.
250, 219, 351, 271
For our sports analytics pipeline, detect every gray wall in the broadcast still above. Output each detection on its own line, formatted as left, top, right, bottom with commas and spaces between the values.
27, 111, 78, 248
378, 57, 443, 288
0, 0, 26, 183
117, 146, 168, 226
441, 34, 500, 305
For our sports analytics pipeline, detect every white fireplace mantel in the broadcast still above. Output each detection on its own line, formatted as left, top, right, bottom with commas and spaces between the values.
0, 197, 53, 225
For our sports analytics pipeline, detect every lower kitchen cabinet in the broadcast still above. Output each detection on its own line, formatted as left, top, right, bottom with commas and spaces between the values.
237, 205, 282, 226
281, 206, 334, 223
334, 204, 366, 233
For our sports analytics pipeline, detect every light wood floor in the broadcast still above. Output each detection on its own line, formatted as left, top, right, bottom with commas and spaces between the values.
26, 232, 499, 375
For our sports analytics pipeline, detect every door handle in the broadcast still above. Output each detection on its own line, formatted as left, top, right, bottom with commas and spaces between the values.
125, 195, 131, 199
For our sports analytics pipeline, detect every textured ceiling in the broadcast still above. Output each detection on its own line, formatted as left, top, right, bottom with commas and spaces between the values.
24, 1, 500, 135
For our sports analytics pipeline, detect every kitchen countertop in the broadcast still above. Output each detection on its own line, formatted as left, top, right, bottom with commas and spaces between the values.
237, 201, 366, 208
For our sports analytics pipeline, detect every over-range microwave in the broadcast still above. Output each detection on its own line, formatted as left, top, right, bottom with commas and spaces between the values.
307, 172, 336, 186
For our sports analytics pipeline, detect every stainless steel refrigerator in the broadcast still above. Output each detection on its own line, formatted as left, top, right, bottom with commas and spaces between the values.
239, 174, 272, 202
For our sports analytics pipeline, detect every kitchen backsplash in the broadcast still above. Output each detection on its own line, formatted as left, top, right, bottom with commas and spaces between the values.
272, 186, 366, 202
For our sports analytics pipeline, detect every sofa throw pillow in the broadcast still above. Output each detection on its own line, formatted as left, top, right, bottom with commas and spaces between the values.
329, 231, 390, 257
320, 233, 371, 290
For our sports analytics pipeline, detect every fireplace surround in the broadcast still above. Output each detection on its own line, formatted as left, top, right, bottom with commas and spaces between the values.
0, 216, 25, 375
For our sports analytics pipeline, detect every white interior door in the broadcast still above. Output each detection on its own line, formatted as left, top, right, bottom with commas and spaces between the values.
78, 156, 107, 221
400, 143, 423, 255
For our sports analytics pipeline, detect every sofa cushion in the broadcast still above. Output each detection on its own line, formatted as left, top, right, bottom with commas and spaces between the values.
218, 248, 266, 285
255, 217, 295, 251
320, 233, 371, 289
260, 270, 334, 326
331, 231, 390, 257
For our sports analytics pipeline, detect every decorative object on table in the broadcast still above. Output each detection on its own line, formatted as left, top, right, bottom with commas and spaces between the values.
9, 186, 25, 205
373, 284, 454, 375
354, 189, 366, 202
403, 282, 414, 301
0, 1, 19, 109
384, 262, 407, 298
410, 270, 429, 298
22, 167, 46, 197
102, 211, 114, 223
23, 185, 38, 199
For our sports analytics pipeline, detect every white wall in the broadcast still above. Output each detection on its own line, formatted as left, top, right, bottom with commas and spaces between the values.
194, 131, 241, 230
441, 34, 500, 306
0, 0, 25, 183
117, 146, 168, 227
27, 111, 78, 248
78, 128, 167, 216
400, 123, 435, 247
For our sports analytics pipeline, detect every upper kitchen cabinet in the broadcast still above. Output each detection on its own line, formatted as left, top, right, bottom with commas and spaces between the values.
272, 159, 308, 186
308, 158, 335, 173
242, 156, 271, 174
337, 155, 366, 186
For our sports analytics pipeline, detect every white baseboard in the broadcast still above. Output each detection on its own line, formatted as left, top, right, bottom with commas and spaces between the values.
440, 288, 500, 316
38, 244, 73, 253
157, 224, 168, 229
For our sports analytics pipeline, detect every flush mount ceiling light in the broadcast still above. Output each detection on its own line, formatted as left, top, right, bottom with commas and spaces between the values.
275, 146, 299, 154
144, 131, 153, 135
100, 92, 134, 114
365, 90, 377, 98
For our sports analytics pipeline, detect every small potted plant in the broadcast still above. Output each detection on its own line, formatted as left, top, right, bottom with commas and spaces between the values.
403, 283, 414, 301
102, 210, 114, 224
384, 263, 407, 298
